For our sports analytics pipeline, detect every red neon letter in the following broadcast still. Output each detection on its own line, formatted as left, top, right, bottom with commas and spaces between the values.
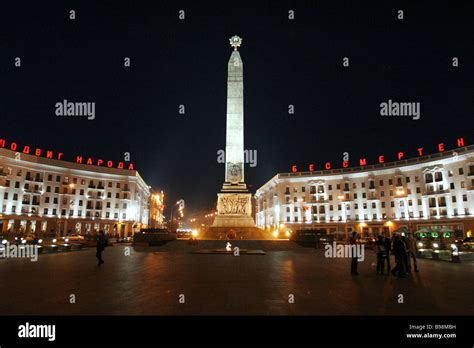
35, 148, 41, 156
118, 162, 124, 169
457, 137, 465, 147
438, 143, 445, 152
128, 163, 134, 170
309, 164, 315, 171
22, 146, 30, 154
342, 160, 349, 168
57, 152, 63, 160
417, 148, 423, 156
325, 162, 331, 170
76, 156, 83, 164
378, 155, 384, 164
359, 158, 366, 166
10, 142, 17, 151
397, 152, 404, 160
86, 158, 93, 165
97, 159, 103, 166
107, 161, 113, 168
291, 165, 297, 173
0, 139, 6, 148
46, 151, 53, 159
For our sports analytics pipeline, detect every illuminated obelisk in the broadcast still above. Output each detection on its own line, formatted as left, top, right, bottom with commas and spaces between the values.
213, 35, 255, 228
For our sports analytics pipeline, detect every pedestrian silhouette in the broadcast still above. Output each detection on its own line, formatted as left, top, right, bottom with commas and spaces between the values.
96, 231, 108, 266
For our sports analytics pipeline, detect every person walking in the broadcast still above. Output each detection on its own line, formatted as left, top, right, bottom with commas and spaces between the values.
391, 234, 407, 278
375, 235, 386, 274
96, 230, 108, 266
350, 231, 359, 275
405, 232, 419, 272
401, 235, 410, 274
382, 232, 392, 274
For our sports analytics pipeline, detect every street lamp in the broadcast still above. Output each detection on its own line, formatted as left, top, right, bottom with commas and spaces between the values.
396, 189, 410, 228
170, 200, 184, 232
337, 194, 349, 241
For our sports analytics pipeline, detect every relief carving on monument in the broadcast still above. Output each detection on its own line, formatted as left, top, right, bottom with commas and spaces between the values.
218, 195, 249, 215
227, 162, 243, 183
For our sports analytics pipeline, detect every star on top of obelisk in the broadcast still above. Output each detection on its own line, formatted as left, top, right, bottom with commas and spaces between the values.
229, 35, 242, 51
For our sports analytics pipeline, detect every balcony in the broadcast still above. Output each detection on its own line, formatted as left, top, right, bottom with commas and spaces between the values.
122, 187, 130, 192
313, 198, 329, 204
422, 189, 450, 196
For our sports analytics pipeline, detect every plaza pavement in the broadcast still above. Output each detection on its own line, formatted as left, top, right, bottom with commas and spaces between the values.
0, 240, 472, 315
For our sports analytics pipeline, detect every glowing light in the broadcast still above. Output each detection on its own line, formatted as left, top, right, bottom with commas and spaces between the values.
418, 242, 423, 247
285, 231, 291, 237
226, 242, 232, 251
191, 230, 198, 237
433, 243, 439, 248
272, 230, 279, 238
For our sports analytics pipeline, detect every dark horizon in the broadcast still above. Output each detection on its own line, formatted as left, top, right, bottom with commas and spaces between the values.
2, 1, 473, 216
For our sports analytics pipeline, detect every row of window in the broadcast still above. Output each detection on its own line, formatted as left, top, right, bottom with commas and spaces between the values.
281, 207, 471, 222
3, 192, 131, 203
5, 169, 130, 190
282, 189, 470, 203
283, 168, 474, 194
2, 205, 128, 219
283, 195, 468, 213
2, 183, 131, 199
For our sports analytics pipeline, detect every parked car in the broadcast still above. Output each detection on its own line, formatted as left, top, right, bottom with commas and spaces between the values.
358, 237, 376, 249
462, 237, 474, 250
24, 234, 38, 243
62, 234, 85, 241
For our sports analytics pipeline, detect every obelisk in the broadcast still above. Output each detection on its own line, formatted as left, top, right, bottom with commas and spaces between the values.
213, 35, 255, 228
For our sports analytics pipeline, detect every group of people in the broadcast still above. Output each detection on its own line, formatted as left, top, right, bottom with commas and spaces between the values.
350, 231, 419, 277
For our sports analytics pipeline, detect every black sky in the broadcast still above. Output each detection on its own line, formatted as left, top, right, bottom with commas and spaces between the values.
1, 0, 473, 216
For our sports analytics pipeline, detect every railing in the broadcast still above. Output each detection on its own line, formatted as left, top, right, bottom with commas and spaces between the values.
423, 189, 450, 196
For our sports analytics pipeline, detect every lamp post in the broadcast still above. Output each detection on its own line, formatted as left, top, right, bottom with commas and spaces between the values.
396, 188, 410, 230
169, 200, 184, 232
337, 194, 348, 241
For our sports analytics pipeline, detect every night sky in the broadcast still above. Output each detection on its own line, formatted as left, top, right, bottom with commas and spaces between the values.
1, 1, 473, 216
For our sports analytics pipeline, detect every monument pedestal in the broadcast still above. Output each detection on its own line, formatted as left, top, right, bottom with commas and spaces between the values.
212, 191, 255, 228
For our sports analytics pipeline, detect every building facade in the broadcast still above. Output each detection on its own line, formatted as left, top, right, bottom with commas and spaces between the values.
255, 145, 474, 238
149, 189, 165, 229
0, 147, 156, 238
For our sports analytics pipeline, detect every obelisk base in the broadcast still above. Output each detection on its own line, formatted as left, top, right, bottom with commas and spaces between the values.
212, 192, 255, 228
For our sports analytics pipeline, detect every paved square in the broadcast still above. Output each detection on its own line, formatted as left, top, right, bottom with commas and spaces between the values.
0, 240, 472, 315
